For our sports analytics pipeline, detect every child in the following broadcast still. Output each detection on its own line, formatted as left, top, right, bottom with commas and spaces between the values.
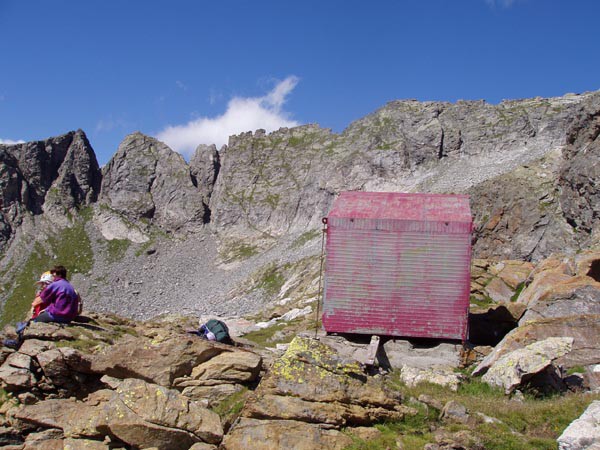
30, 271, 54, 319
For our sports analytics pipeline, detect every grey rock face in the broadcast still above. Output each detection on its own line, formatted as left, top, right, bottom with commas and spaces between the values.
0, 130, 101, 250
559, 110, 600, 237
209, 92, 600, 259
99, 132, 207, 233
190, 143, 220, 210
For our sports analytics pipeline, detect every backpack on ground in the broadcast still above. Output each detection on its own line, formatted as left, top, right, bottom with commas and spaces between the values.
202, 319, 232, 344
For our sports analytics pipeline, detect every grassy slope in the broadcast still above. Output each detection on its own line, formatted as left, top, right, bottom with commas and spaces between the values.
0, 214, 94, 328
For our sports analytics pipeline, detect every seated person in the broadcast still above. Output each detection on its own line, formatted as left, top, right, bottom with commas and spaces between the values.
34, 265, 79, 324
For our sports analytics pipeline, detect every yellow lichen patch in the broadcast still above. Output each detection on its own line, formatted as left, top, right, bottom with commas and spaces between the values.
272, 336, 363, 384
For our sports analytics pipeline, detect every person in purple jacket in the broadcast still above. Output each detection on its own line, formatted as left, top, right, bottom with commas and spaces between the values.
34, 265, 79, 324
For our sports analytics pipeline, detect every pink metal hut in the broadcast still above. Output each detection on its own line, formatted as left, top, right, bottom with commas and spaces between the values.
322, 192, 473, 341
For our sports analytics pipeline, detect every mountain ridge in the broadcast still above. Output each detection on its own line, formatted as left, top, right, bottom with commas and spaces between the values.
0, 90, 599, 324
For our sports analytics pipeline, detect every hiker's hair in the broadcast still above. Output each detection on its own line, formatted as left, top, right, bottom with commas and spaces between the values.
51, 265, 67, 279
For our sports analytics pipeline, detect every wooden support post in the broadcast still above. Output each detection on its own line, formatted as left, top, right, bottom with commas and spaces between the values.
365, 335, 380, 366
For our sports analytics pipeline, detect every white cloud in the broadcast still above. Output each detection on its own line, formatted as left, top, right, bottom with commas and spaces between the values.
0, 138, 25, 145
156, 76, 300, 158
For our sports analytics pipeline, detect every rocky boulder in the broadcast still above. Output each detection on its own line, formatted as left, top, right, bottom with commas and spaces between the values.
557, 400, 600, 450
481, 336, 573, 394
473, 252, 600, 392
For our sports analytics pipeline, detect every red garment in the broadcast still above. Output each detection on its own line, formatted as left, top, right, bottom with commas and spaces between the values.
31, 293, 49, 319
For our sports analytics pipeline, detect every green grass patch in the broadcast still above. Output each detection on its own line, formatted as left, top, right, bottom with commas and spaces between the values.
469, 294, 495, 309
567, 366, 585, 375
289, 229, 322, 249
242, 321, 295, 348
220, 240, 259, 263
476, 422, 556, 450
212, 387, 249, 418
46, 220, 94, 276
0, 242, 51, 327
510, 282, 526, 302
106, 238, 131, 263
55, 338, 103, 353
257, 263, 285, 296
1, 215, 95, 327
384, 373, 599, 445
0, 388, 11, 407
343, 403, 436, 450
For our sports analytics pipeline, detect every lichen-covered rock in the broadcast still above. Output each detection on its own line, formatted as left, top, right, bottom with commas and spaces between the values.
492, 260, 535, 289
108, 378, 223, 446
483, 277, 515, 303
14, 378, 223, 450
261, 336, 398, 407
233, 336, 413, 436
63, 438, 110, 449
181, 383, 244, 407
557, 400, 600, 450
481, 336, 573, 393
399, 366, 465, 391
474, 252, 600, 388
521, 284, 600, 323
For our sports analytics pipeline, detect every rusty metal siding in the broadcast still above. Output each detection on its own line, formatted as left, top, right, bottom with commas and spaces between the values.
322, 192, 472, 340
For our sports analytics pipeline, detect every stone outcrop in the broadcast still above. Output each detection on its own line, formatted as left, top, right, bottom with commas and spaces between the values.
99, 132, 209, 236
0, 314, 262, 449
559, 110, 600, 238
223, 418, 353, 450
13, 379, 223, 450
223, 336, 415, 449
473, 252, 600, 391
0, 315, 428, 450
557, 400, 600, 450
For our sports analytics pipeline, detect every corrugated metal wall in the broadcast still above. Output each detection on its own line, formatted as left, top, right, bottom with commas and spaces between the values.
322, 192, 472, 340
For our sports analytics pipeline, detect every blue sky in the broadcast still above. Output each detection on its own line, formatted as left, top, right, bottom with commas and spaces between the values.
1, 0, 598, 165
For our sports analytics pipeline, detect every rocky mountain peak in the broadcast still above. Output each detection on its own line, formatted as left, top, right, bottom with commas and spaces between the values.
99, 132, 214, 235
0, 130, 101, 250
